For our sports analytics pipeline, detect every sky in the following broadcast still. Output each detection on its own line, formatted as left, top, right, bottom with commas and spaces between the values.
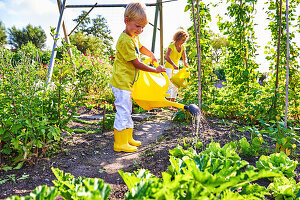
0, 0, 299, 72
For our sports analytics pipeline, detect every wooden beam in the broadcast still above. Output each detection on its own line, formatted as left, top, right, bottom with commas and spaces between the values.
159, 0, 164, 65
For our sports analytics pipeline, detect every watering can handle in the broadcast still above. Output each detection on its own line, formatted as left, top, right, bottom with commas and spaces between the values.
161, 71, 168, 79
143, 58, 159, 67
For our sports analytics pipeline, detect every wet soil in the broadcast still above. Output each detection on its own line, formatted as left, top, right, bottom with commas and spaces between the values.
0, 108, 299, 200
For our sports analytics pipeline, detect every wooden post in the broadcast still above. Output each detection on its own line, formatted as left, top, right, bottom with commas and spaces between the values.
191, 0, 202, 109
284, 0, 290, 128
102, 104, 106, 133
159, 0, 164, 65
274, 0, 283, 111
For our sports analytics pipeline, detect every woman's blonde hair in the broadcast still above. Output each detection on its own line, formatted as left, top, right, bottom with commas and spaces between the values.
124, 2, 148, 26
173, 30, 189, 43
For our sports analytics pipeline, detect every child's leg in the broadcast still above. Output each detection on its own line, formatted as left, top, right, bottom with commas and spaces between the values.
111, 86, 133, 130
110, 85, 137, 152
170, 69, 179, 101
165, 68, 173, 100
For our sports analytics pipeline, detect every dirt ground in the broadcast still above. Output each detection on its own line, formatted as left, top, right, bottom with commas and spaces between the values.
0, 108, 299, 200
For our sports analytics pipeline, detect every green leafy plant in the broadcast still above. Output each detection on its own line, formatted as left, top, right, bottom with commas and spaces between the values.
256, 152, 298, 179
100, 113, 115, 131
238, 136, 263, 157
6, 185, 58, 200
5, 168, 111, 200
268, 176, 300, 200
121, 141, 281, 199
0, 41, 114, 167
52, 167, 111, 200
263, 121, 299, 156
133, 106, 146, 114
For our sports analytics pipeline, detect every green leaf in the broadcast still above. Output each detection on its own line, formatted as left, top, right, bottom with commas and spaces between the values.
30, 185, 58, 200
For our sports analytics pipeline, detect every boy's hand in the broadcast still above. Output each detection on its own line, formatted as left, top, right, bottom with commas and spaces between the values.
155, 65, 166, 73
150, 54, 157, 65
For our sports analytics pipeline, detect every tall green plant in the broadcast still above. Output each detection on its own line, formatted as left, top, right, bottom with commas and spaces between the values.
0, 43, 88, 168
218, 0, 259, 89
183, 1, 213, 108
265, 0, 300, 120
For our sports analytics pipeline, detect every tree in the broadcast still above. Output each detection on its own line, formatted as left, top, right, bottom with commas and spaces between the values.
70, 31, 106, 58
0, 21, 6, 46
210, 33, 229, 64
72, 11, 114, 56
8, 24, 46, 49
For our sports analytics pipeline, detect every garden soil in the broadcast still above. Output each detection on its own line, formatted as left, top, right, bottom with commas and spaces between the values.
0, 108, 299, 200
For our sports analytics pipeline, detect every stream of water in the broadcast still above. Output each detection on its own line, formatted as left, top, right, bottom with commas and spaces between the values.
191, 110, 208, 147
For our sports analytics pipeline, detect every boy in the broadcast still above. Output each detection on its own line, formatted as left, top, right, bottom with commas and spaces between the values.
110, 2, 165, 153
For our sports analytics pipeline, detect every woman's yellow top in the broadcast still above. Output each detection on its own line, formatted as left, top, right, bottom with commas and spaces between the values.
165, 42, 185, 69
110, 32, 142, 91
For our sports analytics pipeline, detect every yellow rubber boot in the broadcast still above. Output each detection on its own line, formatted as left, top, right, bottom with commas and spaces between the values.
114, 129, 137, 152
127, 128, 141, 147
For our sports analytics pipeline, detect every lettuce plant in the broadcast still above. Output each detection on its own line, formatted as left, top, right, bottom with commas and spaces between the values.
268, 176, 300, 200
256, 152, 298, 178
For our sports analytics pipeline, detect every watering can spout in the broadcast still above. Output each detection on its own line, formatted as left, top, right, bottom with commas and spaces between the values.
184, 104, 201, 116
133, 99, 185, 111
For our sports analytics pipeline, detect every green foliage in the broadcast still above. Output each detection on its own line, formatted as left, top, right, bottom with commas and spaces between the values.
265, 0, 300, 117
5, 141, 299, 200
72, 11, 114, 56
185, 1, 214, 106
213, 63, 226, 81
0, 41, 114, 167
133, 106, 146, 114
11, 42, 51, 67
178, 0, 300, 126
0, 21, 6, 46
100, 113, 115, 131
256, 152, 298, 179
268, 176, 300, 200
52, 168, 111, 200
121, 141, 282, 199
8, 24, 46, 49
6, 185, 58, 200
72, 52, 113, 104
0, 47, 67, 167
237, 136, 263, 157
6, 168, 111, 200
210, 32, 229, 64
218, 0, 259, 87
262, 121, 299, 154
70, 31, 107, 59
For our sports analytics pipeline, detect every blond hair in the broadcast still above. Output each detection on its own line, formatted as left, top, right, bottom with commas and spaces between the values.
124, 2, 148, 26
173, 30, 189, 43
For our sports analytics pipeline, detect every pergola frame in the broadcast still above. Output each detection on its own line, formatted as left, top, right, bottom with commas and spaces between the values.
46, 0, 176, 84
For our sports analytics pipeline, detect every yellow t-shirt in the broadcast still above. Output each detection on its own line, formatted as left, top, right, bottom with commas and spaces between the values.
165, 42, 185, 69
110, 32, 142, 91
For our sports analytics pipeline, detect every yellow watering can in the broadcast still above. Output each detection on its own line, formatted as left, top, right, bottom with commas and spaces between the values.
170, 67, 190, 88
131, 58, 200, 115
